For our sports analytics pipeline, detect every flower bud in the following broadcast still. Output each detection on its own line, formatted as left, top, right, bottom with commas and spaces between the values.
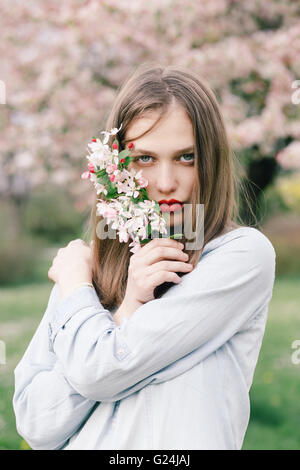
128, 142, 134, 149
87, 162, 95, 173
81, 171, 91, 180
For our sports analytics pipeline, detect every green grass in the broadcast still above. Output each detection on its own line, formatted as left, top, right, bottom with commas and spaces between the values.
0, 282, 53, 450
0, 276, 299, 450
243, 274, 300, 449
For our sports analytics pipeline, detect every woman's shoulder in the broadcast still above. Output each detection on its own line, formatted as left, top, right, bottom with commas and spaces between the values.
228, 225, 276, 259
206, 225, 276, 257
201, 225, 276, 282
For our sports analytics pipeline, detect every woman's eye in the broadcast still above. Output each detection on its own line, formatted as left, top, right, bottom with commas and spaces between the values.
135, 155, 153, 163
134, 153, 194, 164
179, 153, 195, 163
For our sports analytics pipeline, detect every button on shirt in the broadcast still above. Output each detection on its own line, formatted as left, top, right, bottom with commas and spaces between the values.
13, 227, 276, 450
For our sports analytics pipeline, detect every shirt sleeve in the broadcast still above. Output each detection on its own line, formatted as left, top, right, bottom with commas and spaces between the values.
48, 230, 276, 402
12, 283, 97, 450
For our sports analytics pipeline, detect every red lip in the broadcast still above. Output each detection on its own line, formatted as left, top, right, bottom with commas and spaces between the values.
158, 199, 183, 205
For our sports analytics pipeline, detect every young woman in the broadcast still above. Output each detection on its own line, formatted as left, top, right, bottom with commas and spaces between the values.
13, 64, 276, 450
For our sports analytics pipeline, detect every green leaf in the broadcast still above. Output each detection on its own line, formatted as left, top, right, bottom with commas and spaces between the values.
146, 223, 152, 237
154, 200, 160, 212
132, 195, 141, 204
118, 149, 130, 160
124, 156, 135, 166
97, 173, 110, 185
95, 169, 107, 177
139, 188, 150, 200
106, 189, 118, 198
104, 180, 118, 198
140, 238, 151, 245
170, 233, 184, 239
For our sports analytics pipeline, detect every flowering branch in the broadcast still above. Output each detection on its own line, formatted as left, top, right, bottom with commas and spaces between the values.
81, 124, 183, 253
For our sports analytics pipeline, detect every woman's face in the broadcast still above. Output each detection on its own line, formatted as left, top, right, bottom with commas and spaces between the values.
125, 103, 197, 229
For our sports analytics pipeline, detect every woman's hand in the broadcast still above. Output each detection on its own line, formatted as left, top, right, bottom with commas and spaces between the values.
113, 238, 194, 325
48, 239, 94, 299
127, 238, 193, 304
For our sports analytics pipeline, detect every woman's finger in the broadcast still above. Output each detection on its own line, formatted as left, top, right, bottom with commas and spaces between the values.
143, 246, 189, 266
145, 260, 193, 276
148, 270, 182, 287
138, 237, 184, 256
133, 238, 184, 265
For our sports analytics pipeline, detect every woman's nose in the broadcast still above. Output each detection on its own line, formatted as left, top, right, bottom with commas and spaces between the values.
155, 164, 178, 194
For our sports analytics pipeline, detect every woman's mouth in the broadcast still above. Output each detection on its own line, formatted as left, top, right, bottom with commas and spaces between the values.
158, 199, 184, 213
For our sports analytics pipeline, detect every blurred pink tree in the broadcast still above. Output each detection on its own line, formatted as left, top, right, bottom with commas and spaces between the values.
0, 0, 299, 222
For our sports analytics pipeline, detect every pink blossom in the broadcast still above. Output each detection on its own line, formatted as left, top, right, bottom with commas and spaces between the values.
103, 206, 117, 219
136, 176, 148, 188
276, 141, 300, 170
106, 163, 118, 174
1, 0, 299, 199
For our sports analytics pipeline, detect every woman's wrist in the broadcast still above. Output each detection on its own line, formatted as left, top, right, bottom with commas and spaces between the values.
113, 297, 143, 326
59, 279, 94, 300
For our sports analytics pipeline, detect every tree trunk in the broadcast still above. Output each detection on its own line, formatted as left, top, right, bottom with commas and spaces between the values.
239, 157, 280, 226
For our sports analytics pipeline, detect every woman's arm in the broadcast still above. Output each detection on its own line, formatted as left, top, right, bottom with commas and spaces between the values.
13, 267, 214, 448
13, 283, 97, 450
48, 230, 276, 402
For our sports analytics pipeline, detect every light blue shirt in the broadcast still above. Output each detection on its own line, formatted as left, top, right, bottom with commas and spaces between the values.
13, 227, 276, 450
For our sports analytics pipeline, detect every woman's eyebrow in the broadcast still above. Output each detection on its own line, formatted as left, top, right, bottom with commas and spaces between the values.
130, 146, 194, 156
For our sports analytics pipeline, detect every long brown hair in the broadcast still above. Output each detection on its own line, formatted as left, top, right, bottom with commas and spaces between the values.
84, 63, 251, 309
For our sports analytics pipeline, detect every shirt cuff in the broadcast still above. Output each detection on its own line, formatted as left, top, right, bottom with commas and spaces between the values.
47, 286, 116, 353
